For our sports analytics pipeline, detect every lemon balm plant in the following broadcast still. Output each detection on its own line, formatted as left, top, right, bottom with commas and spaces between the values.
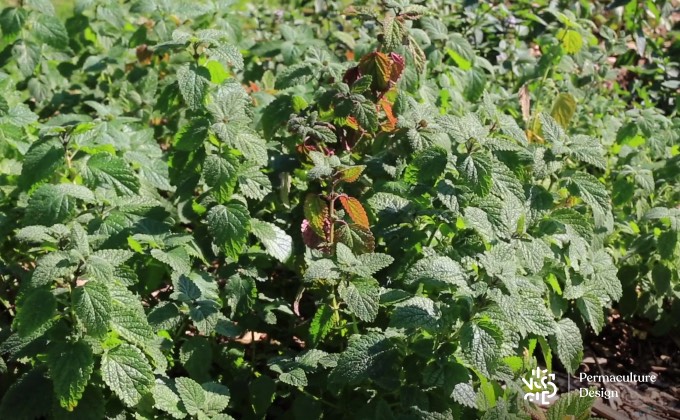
2, 0, 675, 418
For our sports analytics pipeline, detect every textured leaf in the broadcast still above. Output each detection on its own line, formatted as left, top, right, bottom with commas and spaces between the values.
176, 377, 205, 416
390, 296, 439, 331
309, 304, 335, 346
404, 147, 447, 184
329, 333, 395, 386
339, 278, 380, 322
180, 337, 212, 382
110, 303, 155, 348
568, 172, 610, 216
14, 288, 56, 337
304, 194, 329, 238
550, 319, 582, 374
152, 380, 185, 419
279, 368, 308, 387
202, 154, 238, 202
206, 203, 251, 259
460, 320, 502, 376
202, 382, 231, 416
404, 256, 467, 290
25, 184, 94, 225
33, 14, 68, 49
436, 179, 459, 214
177, 64, 209, 110
151, 248, 192, 275
338, 195, 369, 229
48, 340, 94, 410
352, 98, 379, 132
175, 118, 209, 151
83, 153, 140, 195
335, 223, 375, 254
237, 164, 272, 200
20, 137, 64, 190
359, 52, 391, 91
460, 152, 493, 197
73, 281, 112, 337
335, 165, 365, 183
251, 219, 293, 262
577, 294, 605, 334
101, 344, 154, 407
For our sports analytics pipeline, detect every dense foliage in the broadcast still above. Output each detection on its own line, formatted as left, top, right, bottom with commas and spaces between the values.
0, 0, 677, 418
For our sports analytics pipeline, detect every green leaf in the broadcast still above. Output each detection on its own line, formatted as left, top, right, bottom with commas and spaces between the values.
48, 340, 94, 410
180, 337, 212, 382
202, 154, 238, 202
390, 296, 439, 331
83, 153, 140, 196
177, 64, 210, 110
25, 184, 94, 225
0, 367, 52, 419
550, 93, 576, 128
175, 118, 209, 151
14, 288, 56, 337
12, 41, 40, 77
151, 248, 192, 275
460, 152, 493, 197
404, 256, 467, 290
338, 278, 380, 322
202, 382, 231, 416
547, 389, 594, 420
73, 281, 112, 337
309, 304, 335, 346
206, 203, 251, 259
352, 97, 379, 132
207, 44, 244, 70
20, 137, 64, 190
436, 179, 459, 214
404, 147, 448, 184
279, 368, 308, 388
251, 219, 293, 262
559, 29, 583, 54
567, 172, 610, 216
101, 344, 154, 407
33, 14, 68, 49
238, 164, 272, 200
550, 319, 582, 374
577, 294, 605, 334
176, 377, 205, 416
152, 380, 185, 419
460, 319, 501, 376
213, 125, 268, 166
329, 332, 395, 386
110, 303, 155, 348
566, 135, 606, 169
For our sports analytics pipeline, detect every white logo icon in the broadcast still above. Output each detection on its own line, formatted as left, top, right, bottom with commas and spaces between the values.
522, 367, 558, 405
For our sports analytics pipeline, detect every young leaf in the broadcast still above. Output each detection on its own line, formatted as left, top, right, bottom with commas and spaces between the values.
338, 196, 369, 229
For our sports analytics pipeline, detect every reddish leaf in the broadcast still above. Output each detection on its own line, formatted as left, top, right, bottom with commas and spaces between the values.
304, 194, 329, 238
389, 52, 405, 84
379, 98, 397, 131
338, 195, 369, 229
359, 51, 391, 91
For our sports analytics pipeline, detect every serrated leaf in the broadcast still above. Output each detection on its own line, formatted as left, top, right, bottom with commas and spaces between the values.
202, 382, 230, 416
390, 296, 439, 331
335, 165, 365, 183
451, 382, 477, 408
568, 172, 610, 216
279, 368, 308, 387
176, 377, 205, 416
26, 184, 95, 226
73, 281, 112, 337
329, 332, 395, 386
304, 194, 329, 238
151, 248, 192, 275
251, 219, 293, 262
566, 135, 606, 169
83, 153, 140, 196
180, 337, 212, 383
206, 203, 250, 260
404, 256, 467, 290
309, 304, 335, 346
14, 288, 56, 337
101, 344, 154, 407
338, 195, 369, 229
460, 320, 501, 376
404, 147, 447, 184
48, 340, 94, 410
550, 319, 582, 374
177, 64, 210, 110
352, 98, 379, 132
175, 118, 209, 151
20, 137, 64, 190
33, 14, 68, 49
577, 294, 605, 334
207, 44, 244, 70
110, 302, 155, 348
335, 223, 375, 254
238, 164, 272, 200
202, 154, 238, 202
339, 278, 380, 322
152, 380, 185, 419
460, 152, 492, 197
